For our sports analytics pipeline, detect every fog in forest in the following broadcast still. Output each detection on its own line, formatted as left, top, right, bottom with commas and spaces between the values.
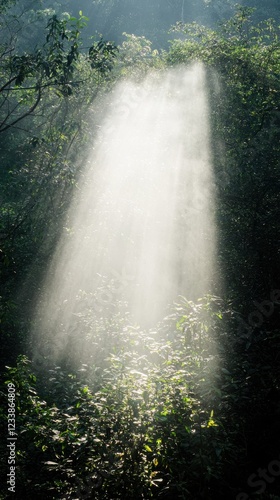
33, 63, 216, 366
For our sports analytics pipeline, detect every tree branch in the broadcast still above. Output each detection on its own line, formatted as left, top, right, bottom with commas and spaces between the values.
0, 75, 18, 93
0, 77, 92, 92
0, 87, 42, 133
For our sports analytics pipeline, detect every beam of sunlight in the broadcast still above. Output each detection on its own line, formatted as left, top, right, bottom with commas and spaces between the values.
32, 62, 216, 367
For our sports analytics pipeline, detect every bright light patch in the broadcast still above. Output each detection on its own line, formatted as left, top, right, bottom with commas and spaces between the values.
33, 63, 216, 366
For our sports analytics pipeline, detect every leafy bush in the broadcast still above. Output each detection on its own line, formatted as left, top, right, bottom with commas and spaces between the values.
0, 296, 253, 499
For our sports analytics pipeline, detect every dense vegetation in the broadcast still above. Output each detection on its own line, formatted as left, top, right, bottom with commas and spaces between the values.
0, 1, 280, 499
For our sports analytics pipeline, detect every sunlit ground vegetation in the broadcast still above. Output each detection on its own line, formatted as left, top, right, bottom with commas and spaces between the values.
0, 1, 280, 498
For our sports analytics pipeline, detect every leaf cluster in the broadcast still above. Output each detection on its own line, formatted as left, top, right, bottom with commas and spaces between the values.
0, 297, 253, 499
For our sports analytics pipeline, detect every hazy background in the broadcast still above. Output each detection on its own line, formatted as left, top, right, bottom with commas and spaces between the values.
69, 0, 280, 47
7, 0, 280, 51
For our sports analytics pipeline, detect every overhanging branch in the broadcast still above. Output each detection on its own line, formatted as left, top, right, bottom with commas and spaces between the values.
0, 87, 42, 133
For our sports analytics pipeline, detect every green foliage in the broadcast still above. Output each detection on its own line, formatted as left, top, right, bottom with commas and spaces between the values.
1, 297, 245, 499
89, 38, 118, 73
111, 33, 163, 80
0, 4, 118, 370
167, 6, 280, 305
0, 10, 117, 133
